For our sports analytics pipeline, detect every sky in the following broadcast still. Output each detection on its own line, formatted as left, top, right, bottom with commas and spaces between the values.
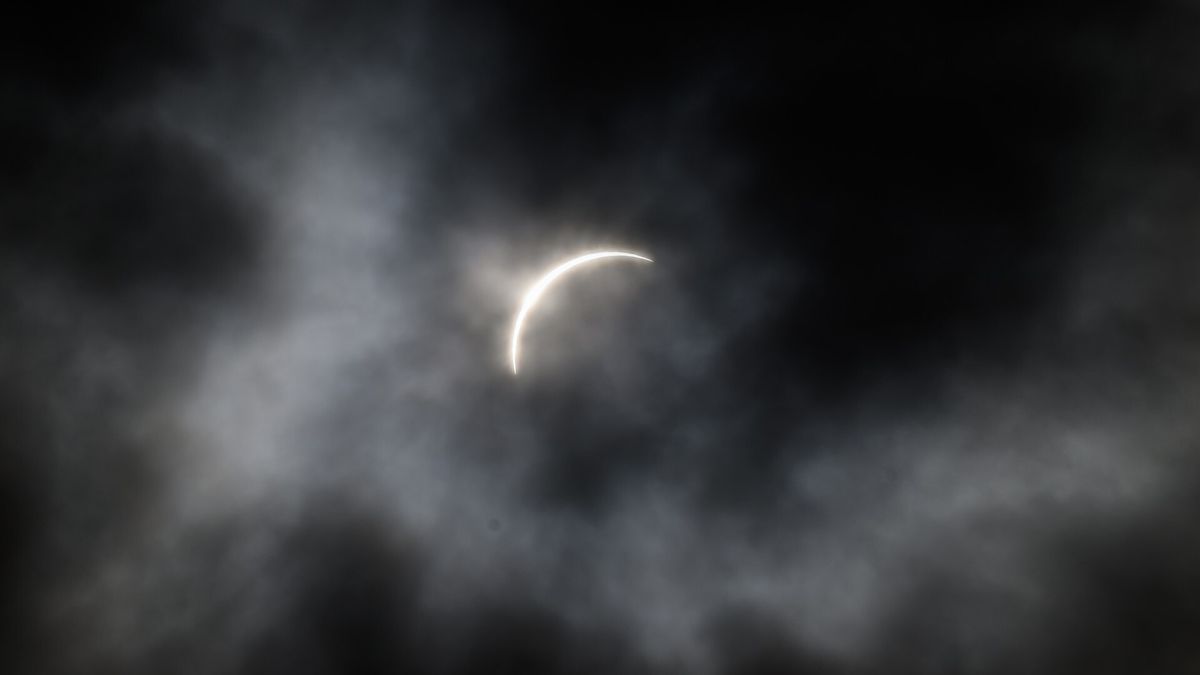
3, 1, 1200, 673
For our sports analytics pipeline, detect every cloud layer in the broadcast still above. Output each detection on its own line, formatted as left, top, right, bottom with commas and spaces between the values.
4, 2, 1200, 673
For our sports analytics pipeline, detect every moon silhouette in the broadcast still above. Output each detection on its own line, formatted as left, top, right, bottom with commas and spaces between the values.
510, 250, 653, 374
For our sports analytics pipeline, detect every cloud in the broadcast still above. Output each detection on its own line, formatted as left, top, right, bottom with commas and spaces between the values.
5, 1, 1200, 674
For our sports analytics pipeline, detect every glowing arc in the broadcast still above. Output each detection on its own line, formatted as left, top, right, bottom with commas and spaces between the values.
510, 251, 653, 374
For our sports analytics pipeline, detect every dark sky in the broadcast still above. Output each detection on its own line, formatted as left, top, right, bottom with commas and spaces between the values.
4, 1, 1200, 673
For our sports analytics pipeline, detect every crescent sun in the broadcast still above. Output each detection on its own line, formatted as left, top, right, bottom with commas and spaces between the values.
510, 250, 653, 374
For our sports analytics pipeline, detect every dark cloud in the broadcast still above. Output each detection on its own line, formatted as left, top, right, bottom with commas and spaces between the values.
5, 1, 1200, 673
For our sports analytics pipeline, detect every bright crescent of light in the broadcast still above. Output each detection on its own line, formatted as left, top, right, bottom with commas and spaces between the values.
511, 251, 653, 374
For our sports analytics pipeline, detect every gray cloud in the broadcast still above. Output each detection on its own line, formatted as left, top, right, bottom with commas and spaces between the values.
6, 2, 1200, 674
